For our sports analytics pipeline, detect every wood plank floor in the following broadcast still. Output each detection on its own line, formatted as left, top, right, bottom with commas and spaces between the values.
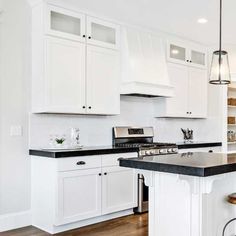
1, 213, 148, 236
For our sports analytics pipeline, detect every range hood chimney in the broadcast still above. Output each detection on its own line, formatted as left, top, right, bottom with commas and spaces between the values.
121, 27, 174, 97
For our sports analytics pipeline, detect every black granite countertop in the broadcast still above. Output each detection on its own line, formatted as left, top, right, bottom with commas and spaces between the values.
29, 146, 139, 158
119, 152, 236, 177
177, 142, 222, 149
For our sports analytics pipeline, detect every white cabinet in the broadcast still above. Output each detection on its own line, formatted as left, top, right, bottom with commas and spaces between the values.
46, 5, 120, 50
31, 152, 138, 234
45, 37, 86, 113
87, 16, 120, 50
167, 41, 207, 69
188, 67, 208, 118
102, 166, 137, 215
32, 3, 120, 115
87, 46, 120, 114
46, 5, 86, 42
155, 63, 207, 118
56, 168, 102, 225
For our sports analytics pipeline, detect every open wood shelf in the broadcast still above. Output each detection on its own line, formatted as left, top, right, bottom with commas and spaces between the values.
228, 141, 236, 145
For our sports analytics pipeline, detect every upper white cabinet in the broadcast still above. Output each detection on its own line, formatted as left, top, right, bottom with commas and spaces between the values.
167, 41, 207, 69
45, 37, 86, 113
46, 5, 120, 50
87, 16, 120, 50
87, 46, 120, 114
155, 63, 208, 118
46, 5, 86, 42
32, 3, 120, 115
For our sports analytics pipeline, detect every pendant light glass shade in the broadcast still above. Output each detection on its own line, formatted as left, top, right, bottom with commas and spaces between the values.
209, 50, 231, 84
209, 0, 231, 85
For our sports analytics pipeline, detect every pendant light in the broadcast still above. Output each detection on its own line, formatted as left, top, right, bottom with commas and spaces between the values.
209, 0, 231, 85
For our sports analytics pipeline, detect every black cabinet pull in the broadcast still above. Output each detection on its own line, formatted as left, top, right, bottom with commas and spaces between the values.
187, 60, 189, 62
104, 173, 107, 175
99, 173, 102, 176
88, 36, 91, 39
187, 112, 189, 114
190, 60, 192, 63
88, 106, 92, 109
82, 106, 86, 109
209, 150, 213, 153
77, 161, 86, 165
82, 35, 86, 38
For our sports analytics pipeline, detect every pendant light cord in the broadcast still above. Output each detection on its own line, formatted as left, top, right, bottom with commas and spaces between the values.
219, 0, 222, 81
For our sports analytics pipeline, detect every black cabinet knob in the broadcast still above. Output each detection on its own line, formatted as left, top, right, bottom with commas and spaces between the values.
82, 106, 86, 109
190, 60, 192, 63
104, 173, 107, 175
88, 36, 91, 39
187, 60, 189, 62
77, 161, 86, 165
99, 173, 102, 176
82, 35, 86, 38
88, 106, 91, 109
209, 150, 213, 153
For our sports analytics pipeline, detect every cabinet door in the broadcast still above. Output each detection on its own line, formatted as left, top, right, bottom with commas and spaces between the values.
190, 48, 207, 68
102, 166, 137, 215
167, 42, 187, 65
165, 63, 189, 117
45, 37, 86, 113
46, 5, 86, 42
188, 67, 207, 118
55, 168, 102, 225
87, 16, 120, 50
86, 45, 120, 115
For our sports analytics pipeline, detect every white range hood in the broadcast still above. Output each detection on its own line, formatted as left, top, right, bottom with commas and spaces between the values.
121, 27, 174, 97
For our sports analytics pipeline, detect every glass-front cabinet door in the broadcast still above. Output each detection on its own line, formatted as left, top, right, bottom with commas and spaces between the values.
46, 5, 86, 42
190, 49, 207, 68
167, 42, 187, 65
86, 16, 120, 50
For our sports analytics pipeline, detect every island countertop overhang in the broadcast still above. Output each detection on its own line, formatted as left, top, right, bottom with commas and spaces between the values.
119, 152, 236, 177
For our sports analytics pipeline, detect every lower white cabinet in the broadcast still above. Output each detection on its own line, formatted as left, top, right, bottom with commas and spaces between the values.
31, 152, 138, 234
56, 168, 102, 225
102, 166, 137, 215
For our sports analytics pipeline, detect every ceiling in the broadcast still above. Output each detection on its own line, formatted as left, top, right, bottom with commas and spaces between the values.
64, 0, 236, 46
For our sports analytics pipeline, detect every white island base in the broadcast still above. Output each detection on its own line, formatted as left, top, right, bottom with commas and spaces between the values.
139, 170, 236, 236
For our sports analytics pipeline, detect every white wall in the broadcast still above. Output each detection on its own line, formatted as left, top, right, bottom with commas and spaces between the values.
0, 0, 31, 230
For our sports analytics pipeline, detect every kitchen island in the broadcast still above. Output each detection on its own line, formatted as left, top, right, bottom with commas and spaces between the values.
120, 152, 236, 236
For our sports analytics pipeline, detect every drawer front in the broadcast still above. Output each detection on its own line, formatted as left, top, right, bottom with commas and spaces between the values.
102, 152, 138, 167
57, 156, 101, 172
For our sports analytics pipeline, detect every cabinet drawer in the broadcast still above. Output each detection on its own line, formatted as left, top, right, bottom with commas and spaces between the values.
57, 156, 101, 172
102, 152, 137, 167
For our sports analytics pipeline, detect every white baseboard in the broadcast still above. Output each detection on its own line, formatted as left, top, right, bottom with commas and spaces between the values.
0, 210, 31, 232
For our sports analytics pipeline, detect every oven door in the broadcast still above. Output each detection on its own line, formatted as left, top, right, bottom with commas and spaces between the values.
134, 174, 148, 213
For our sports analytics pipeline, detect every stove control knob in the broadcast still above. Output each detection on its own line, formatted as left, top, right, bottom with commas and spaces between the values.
172, 148, 178, 153
167, 148, 173, 153
145, 150, 151, 155
159, 149, 167, 154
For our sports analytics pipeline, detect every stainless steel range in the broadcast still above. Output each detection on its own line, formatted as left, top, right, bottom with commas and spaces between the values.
113, 126, 178, 213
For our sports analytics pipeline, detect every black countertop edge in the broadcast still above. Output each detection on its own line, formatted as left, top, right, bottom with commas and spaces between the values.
177, 142, 222, 149
29, 146, 139, 158
120, 159, 205, 177
119, 158, 236, 177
